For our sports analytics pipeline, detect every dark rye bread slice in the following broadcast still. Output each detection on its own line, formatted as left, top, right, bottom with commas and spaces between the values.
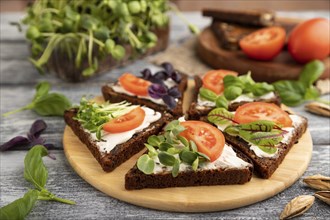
101, 73, 188, 116
224, 115, 308, 179
125, 147, 253, 190
64, 108, 173, 172
187, 76, 281, 120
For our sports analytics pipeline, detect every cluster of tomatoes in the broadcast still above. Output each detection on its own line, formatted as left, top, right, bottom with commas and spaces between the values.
239, 18, 330, 63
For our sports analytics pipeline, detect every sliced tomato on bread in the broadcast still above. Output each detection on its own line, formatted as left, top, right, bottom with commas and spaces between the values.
202, 70, 238, 95
119, 73, 151, 96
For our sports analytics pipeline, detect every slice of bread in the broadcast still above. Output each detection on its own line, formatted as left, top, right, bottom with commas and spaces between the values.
102, 73, 188, 116
188, 76, 281, 120
221, 115, 308, 179
125, 145, 253, 190
64, 108, 173, 172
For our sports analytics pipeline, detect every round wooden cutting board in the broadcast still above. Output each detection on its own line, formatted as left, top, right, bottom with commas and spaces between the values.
63, 80, 313, 212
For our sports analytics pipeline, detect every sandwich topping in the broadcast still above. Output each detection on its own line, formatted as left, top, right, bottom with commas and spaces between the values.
137, 120, 251, 177
198, 71, 275, 110
73, 97, 161, 153
207, 102, 298, 158
110, 62, 182, 109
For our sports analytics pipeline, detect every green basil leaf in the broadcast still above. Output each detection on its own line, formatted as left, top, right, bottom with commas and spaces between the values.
158, 152, 176, 166
299, 60, 325, 87
24, 145, 49, 190
239, 72, 255, 85
208, 108, 235, 125
172, 159, 180, 177
251, 82, 274, 96
223, 75, 244, 88
137, 154, 154, 174
273, 80, 306, 106
179, 150, 197, 164
33, 93, 72, 116
304, 87, 320, 100
0, 189, 39, 220
215, 95, 228, 109
199, 88, 218, 102
224, 86, 242, 100
33, 81, 50, 101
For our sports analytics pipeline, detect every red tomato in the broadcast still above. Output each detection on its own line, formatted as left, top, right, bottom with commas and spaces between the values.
180, 121, 225, 162
239, 27, 286, 61
202, 70, 238, 94
119, 73, 151, 96
233, 102, 292, 127
103, 107, 145, 133
288, 18, 330, 64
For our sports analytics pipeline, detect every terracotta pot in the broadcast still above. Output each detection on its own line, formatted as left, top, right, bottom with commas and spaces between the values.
46, 26, 170, 82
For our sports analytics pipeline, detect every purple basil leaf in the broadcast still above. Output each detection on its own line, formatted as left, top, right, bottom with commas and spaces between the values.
28, 119, 47, 139
168, 87, 181, 98
31, 137, 46, 146
148, 84, 168, 99
161, 62, 174, 75
0, 136, 30, 151
140, 68, 152, 80
153, 71, 169, 80
43, 143, 56, 150
171, 70, 182, 83
47, 152, 56, 160
162, 95, 177, 109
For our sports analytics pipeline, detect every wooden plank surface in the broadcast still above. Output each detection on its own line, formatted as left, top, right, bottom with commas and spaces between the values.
1, 12, 330, 219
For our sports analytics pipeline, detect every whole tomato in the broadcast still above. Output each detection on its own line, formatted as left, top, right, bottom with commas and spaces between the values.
288, 18, 330, 64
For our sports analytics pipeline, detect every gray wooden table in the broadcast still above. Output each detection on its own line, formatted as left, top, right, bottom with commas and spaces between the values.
1, 11, 330, 219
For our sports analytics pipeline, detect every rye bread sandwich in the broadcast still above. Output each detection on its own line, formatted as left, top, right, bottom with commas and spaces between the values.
102, 62, 188, 117
125, 120, 253, 190
206, 102, 308, 178
64, 97, 173, 172
188, 70, 280, 120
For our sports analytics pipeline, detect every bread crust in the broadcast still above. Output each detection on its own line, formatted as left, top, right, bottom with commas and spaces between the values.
64, 108, 173, 172
101, 73, 188, 116
187, 76, 281, 120
125, 147, 253, 190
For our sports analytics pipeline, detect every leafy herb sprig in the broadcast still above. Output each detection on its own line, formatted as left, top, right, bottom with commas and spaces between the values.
199, 72, 275, 109
137, 120, 210, 177
273, 60, 327, 106
0, 146, 75, 220
207, 108, 286, 154
73, 97, 136, 140
2, 81, 71, 117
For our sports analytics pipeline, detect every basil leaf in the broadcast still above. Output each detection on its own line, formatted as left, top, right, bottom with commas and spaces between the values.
137, 154, 154, 175
24, 145, 49, 190
0, 189, 39, 220
224, 86, 242, 100
158, 152, 176, 166
199, 88, 218, 101
239, 72, 255, 85
33, 82, 50, 101
215, 95, 228, 109
304, 87, 320, 100
208, 108, 235, 125
251, 82, 274, 96
273, 80, 306, 106
299, 60, 325, 88
223, 75, 244, 88
33, 93, 72, 116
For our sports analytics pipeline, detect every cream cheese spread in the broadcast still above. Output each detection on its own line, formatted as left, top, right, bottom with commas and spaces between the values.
90, 107, 161, 153
152, 144, 251, 174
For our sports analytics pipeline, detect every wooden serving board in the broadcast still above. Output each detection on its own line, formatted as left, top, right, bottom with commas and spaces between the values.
63, 80, 313, 212
197, 22, 330, 83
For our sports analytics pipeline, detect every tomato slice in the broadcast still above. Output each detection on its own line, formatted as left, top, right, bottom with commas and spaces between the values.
180, 121, 225, 162
239, 27, 286, 61
103, 107, 145, 133
118, 73, 151, 96
202, 70, 238, 94
233, 102, 292, 127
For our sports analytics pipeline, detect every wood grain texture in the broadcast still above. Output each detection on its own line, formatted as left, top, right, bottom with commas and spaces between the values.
62, 84, 313, 212
197, 27, 330, 83
1, 12, 330, 219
